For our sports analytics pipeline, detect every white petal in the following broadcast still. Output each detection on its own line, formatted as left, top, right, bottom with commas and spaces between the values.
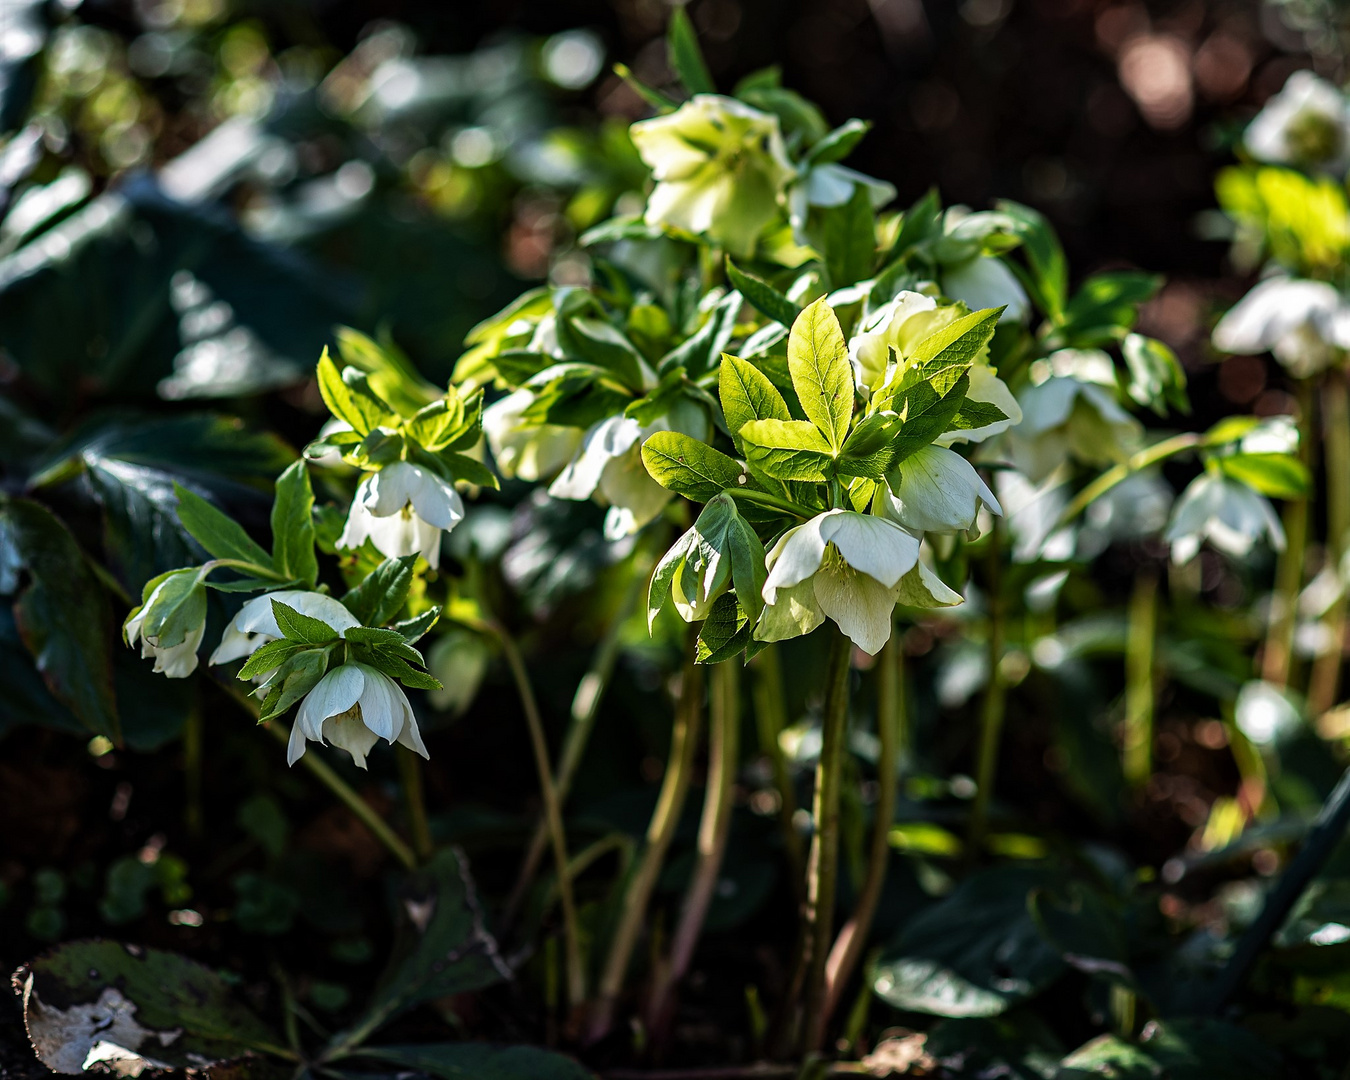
763, 516, 832, 600
943, 256, 1028, 323
299, 664, 365, 738
363, 461, 417, 517
598, 449, 671, 538
354, 663, 402, 742
337, 490, 377, 552
322, 711, 380, 769
209, 623, 258, 665
406, 466, 465, 530
818, 512, 921, 588
287, 718, 310, 766
813, 564, 897, 655
888, 446, 1001, 534
395, 698, 429, 759
1213, 277, 1341, 356
935, 364, 1021, 446
549, 415, 642, 501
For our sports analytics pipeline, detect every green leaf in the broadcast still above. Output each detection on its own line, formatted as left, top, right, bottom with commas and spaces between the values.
886, 372, 970, 465
436, 450, 499, 490
1055, 1020, 1282, 1080
343, 555, 417, 625
270, 462, 317, 587
996, 199, 1068, 320
660, 290, 743, 378
787, 297, 854, 451
1122, 333, 1189, 416
406, 396, 467, 451
237, 637, 306, 680
317, 351, 395, 435
667, 5, 715, 95
641, 431, 745, 502
1217, 453, 1310, 498
836, 410, 903, 479
649, 528, 696, 630
820, 181, 876, 289
807, 118, 871, 165
949, 397, 1010, 431
902, 306, 1001, 394
331, 849, 508, 1045
174, 484, 274, 570
873, 866, 1065, 1017
1, 498, 119, 742
561, 317, 649, 391
739, 418, 834, 481
891, 187, 943, 260
17, 940, 280, 1072
271, 600, 340, 645
356, 1043, 596, 1080
257, 649, 329, 721
725, 259, 802, 327
1060, 271, 1161, 346
395, 607, 440, 643
696, 593, 753, 664
719, 354, 792, 453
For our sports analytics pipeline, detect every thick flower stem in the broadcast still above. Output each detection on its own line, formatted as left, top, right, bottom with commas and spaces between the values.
489, 620, 586, 1012
1310, 372, 1350, 715
1123, 571, 1158, 788
1263, 380, 1315, 688
647, 661, 741, 1038
967, 527, 1006, 859
800, 625, 854, 1055
504, 566, 645, 928
823, 636, 902, 1023
260, 722, 417, 870
396, 745, 434, 862
183, 704, 204, 840
751, 644, 805, 895
588, 645, 706, 1044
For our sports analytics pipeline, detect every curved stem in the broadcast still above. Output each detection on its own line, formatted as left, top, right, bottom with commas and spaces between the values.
202, 557, 290, 583
587, 640, 705, 1044
1056, 433, 1202, 531
823, 636, 902, 1022
504, 564, 646, 927
1310, 372, 1350, 715
1123, 571, 1158, 788
396, 745, 434, 862
801, 626, 853, 1054
967, 524, 1007, 859
489, 620, 586, 1011
751, 645, 805, 896
647, 661, 741, 1037
728, 487, 814, 520
1263, 381, 1315, 688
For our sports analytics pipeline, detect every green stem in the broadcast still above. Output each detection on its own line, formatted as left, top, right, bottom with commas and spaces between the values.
1056, 433, 1203, 530
183, 703, 203, 840
202, 557, 290, 582
504, 564, 645, 927
728, 487, 814, 520
1123, 572, 1158, 788
967, 526, 1007, 859
261, 722, 416, 871
1310, 372, 1350, 715
751, 644, 805, 897
396, 745, 434, 862
1263, 381, 1314, 688
587, 641, 705, 1044
647, 661, 741, 1037
489, 620, 586, 1011
823, 636, 902, 1022
801, 625, 853, 1054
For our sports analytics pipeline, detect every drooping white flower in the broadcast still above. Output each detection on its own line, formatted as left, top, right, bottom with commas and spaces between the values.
885, 445, 1002, 534
1001, 375, 1141, 482
942, 256, 1029, 324
1212, 276, 1350, 378
756, 510, 935, 655
483, 388, 585, 482
630, 94, 794, 257
124, 572, 206, 679
338, 461, 465, 568
210, 590, 361, 666
287, 661, 429, 768
1163, 473, 1286, 565
1244, 70, 1350, 173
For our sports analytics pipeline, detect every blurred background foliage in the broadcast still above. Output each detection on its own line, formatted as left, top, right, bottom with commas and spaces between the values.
9, 0, 1350, 1075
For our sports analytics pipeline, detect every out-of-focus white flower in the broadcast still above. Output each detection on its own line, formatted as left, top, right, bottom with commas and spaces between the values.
338, 461, 464, 568
426, 629, 491, 715
1001, 375, 1142, 482
788, 162, 895, 244
1164, 473, 1286, 565
1212, 276, 1350, 378
287, 661, 429, 768
1244, 70, 1350, 173
942, 256, 1029, 324
210, 590, 360, 666
124, 571, 206, 679
935, 364, 1022, 446
756, 509, 951, 654
630, 94, 794, 257
885, 445, 1002, 534
483, 389, 586, 482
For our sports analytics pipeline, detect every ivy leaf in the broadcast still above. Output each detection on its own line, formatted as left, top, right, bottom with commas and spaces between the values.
271, 600, 339, 645
739, 418, 834, 482
641, 431, 745, 502
270, 461, 317, 587
724, 259, 802, 327
787, 297, 854, 451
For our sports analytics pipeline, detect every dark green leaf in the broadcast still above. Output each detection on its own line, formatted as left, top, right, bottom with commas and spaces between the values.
257, 649, 329, 721
270, 461, 317, 587
996, 199, 1068, 320
660, 290, 743, 379
395, 608, 440, 643
237, 637, 306, 680
343, 555, 418, 625
807, 118, 871, 165
1055, 1020, 1282, 1080
886, 372, 970, 465
175, 483, 274, 569
667, 6, 715, 95
696, 593, 753, 664
1060, 271, 1162, 346
724, 259, 802, 327
819, 182, 876, 289
648, 528, 696, 630
271, 600, 340, 645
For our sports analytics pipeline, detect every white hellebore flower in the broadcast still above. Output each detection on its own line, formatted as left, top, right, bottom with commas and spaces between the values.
886, 445, 1002, 534
756, 510, 960, 655
125, 573, 206, 679
338, 461, 464, 568
630, 94, 794, 257
1164, 473, 1286, 565
935, 364, 1022, 446
1244, 70, 1350, 173
210, 590, 361, 667
483, 388, 585, 482
1002, 375, 1141, 483
943, 256, 1029, 324
288, 662, 429, 769
788, 162, 895, 245
1212, 276, 1350, 378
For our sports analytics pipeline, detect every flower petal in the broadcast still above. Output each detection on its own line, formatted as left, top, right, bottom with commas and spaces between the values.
753, 578, 825, 643
813, 564, 897, 655
818, 512, 920, 588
